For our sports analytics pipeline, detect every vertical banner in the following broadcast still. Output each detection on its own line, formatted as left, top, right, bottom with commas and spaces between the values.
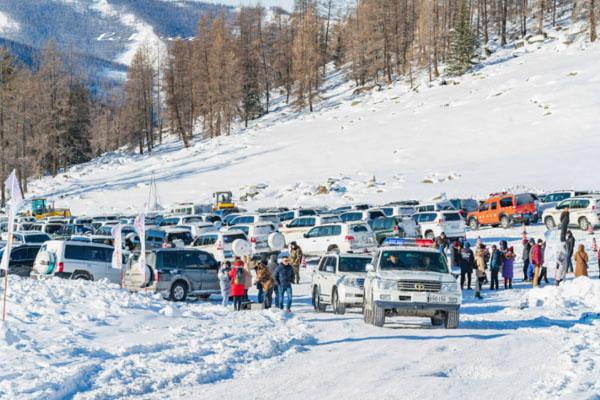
133, 212, 147, 286
111, 223, 123, 270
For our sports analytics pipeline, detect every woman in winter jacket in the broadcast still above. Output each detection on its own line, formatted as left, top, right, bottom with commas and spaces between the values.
218, 261, 232, 307
255, 262, 274, 309
229, 260, 246, 311
556, 245, 568, 285
502, 247, 515, 289
574, 245, 589, 277
474, 245, 487, 299
242, 259, 253, 301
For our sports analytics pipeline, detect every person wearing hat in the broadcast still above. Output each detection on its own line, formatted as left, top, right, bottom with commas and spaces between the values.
289, 241, 303, 284
273, 255, 294, 311
255, 260, 274, 308
229, 260, 246, 311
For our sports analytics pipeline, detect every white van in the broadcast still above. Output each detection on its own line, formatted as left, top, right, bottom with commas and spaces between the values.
31, 240, 123, 283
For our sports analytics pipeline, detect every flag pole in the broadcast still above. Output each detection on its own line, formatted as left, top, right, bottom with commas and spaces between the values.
2, 268, 8, 321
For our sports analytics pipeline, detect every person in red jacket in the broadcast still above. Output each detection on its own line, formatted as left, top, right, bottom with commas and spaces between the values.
531, 239, 545, 288
229, 260, 246, 311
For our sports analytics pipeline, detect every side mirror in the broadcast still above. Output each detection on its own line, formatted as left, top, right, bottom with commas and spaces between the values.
303, 233, 309, 238
365, 263, 375, 273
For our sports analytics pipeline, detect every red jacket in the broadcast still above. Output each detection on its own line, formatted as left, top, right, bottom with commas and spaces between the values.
531, 244, 544, 266
229, 267, 245, 297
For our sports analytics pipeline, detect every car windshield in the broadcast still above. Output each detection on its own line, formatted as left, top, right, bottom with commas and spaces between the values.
223, 233, 247, 243
339, 257, 370, 272
45, 225, 63, 234
168, 231, 193, 245
25, 234, 49, 243
443, 213, 462, 221
516, 194, 534, 206
380, 250, 448, 273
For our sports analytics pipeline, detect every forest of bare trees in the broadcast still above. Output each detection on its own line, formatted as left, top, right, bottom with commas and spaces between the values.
0, 0, 598, 203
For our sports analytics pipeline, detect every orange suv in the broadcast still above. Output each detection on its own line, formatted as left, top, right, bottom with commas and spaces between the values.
467, 193, 538, 230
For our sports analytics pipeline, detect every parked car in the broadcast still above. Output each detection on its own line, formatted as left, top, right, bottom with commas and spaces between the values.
448, 198, 480, 217
31, 240, 122, 283
95, 225, 136, 237
466, 192, 537, 230
362, 240, 461, 328
368, 217, 419, 244
415, 201, 456, 213
340, 209, 386, 223
30, 223, 64, 236
192, 229, 248, 262
280, 215, 343, 244
176, 222, 218, 238
230, 213, 280, 226
542, 195, 600, 231
0, 244, 42, 277
538, 191, 591, 214
167, 203, 213, 216
278, 209, 318, 223
311, 253, 371, 314
222, 213, 241, 226
124, 248, 221, 301
228, 222, 284, 257
12, 232, 51, 244
413, 211, 466, 240
296, 222, 377, 256
380, 206, 416, 218
61, 224, 94, 236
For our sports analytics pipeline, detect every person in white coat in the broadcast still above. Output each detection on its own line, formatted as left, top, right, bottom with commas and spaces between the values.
218, 261, 232, 307
555, 245, 568, 286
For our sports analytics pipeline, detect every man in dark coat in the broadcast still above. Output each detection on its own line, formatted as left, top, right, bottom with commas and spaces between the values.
559, 208, 570, 242
459, 242, 475, 290
273, 256, 294, 311
522, 238, 532, 281
565, 230, 575, 273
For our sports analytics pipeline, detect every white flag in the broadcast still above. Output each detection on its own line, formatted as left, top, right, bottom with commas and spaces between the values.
0, 206, 15, 271
5, 170, 23, 211
133, 212, 147, 283
111, 223, 123, 270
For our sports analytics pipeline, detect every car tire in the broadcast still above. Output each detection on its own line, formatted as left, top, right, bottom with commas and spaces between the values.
500, 215, 510, 229
430, 317, 444, 326
72, 272, 91, 281
545, 216, 556, 230
312, 286, 327, 312
579, 217, 590, 231
332, 288, 346, 315
444, 310, 460, 329
170, 281, 188, 302
362, 292, 372, 324
469, 218, 479, 231
372, 294, 385, 327
425, 231, 435, 240
327, 245, 339, 254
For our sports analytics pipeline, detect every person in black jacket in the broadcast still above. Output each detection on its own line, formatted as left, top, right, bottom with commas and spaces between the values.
559, 209, 570, 242
273, 256, 294, 311
459, 242, 475, 290
522, 238, 532, 282
565, 230, 575, 273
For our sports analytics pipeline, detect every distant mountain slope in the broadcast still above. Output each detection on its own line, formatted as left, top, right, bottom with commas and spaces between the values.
0, 0, 231, 78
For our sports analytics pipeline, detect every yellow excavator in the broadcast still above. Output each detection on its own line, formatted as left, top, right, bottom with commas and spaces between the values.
27, 198, 71, 220
213, 191, 235, 210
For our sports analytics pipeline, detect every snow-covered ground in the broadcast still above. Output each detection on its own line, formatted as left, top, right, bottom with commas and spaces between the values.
28, 24, 600, 216
2, 227, 599, 399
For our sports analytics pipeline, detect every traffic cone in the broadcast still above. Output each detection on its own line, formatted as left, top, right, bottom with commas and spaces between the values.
592, 237, 597, 253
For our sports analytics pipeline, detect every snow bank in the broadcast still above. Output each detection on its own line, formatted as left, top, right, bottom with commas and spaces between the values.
0, 277, 314, 400
520, 277, 600, 318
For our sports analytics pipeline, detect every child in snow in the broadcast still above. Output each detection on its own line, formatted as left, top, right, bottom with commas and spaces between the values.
229, 260, 246, 311
503, 247, 515, 289
218, 261, 232, 307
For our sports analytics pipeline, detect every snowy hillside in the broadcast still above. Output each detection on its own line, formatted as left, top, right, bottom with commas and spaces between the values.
29, 27, 600, 215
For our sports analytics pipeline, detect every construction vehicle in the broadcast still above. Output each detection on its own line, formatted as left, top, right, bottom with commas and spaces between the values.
27, 198, 71, 220
213, 191, 235, 210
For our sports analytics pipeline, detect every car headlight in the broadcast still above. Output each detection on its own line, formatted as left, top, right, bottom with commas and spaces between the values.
341, 276, 361, 287
377, 279, 397, 290
441, 282, 458, 293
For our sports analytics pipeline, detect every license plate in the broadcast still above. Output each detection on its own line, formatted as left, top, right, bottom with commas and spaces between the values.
412, 293, 428, 302
429, 294, 448, 303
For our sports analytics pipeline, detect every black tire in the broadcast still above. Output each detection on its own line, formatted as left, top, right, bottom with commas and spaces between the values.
72, 272, 92, 281
579, 217, 590, 231
327, 245, 340, 254
332, 288, 346, 315
500, 215, 510, 229
469, 218, 479, 231
312, 286, 327, 312
425, 231, 435, 240
362, 293, 372, 324
170, 281, 188, 302
372, 295, 385, 327
444, 310, 460, 329
431, 317, 444, 326
545, 216, 556, 230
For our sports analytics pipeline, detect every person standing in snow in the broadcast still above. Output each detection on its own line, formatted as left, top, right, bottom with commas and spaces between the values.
474, 244, 487, 299
559, 208, 570, 242
565, 231, 575, 273
267, 254, 279, 307
451, 240, 462, 271
574, 245, 589, 277
242, 259, 253, 302
229, 260, 246, 311
218, 261, 232, 307
289, 242, 303, 285
255, 260, 274, 308
556, 245, 568, 286
273, 256, 294, 311
489, 244, 503, 290
522, 238, 533, 282
538, 240, 549, 284
459, 242, 474, 290
531, 239, 544, 288
503, 246, 515, 289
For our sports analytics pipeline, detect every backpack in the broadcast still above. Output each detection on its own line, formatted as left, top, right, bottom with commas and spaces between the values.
234, 268, 245, 285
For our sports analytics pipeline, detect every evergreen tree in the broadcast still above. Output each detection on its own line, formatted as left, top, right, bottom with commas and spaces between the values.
446, 1, 479, 76
64, 81, 92, 165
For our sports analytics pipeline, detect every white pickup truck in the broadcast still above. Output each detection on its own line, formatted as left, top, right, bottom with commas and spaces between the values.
311, 253, 371, 314
362, 239, 462, 328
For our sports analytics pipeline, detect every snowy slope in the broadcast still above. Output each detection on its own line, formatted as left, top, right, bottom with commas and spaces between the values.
29, 27, 600, 215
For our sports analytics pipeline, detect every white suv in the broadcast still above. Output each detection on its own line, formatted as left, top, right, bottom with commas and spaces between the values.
280, 215, 342, 244
340, 209, 386, 223
31, 240, 123, 283
362, 240, 461, 328
413, 211, 465, 240
538, 191, 590, 213
311, 253, 371, 314
192, 229, 248, 262
228, 222, 284, 257
296, 222, 377, 256
542, 195, 600, 231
